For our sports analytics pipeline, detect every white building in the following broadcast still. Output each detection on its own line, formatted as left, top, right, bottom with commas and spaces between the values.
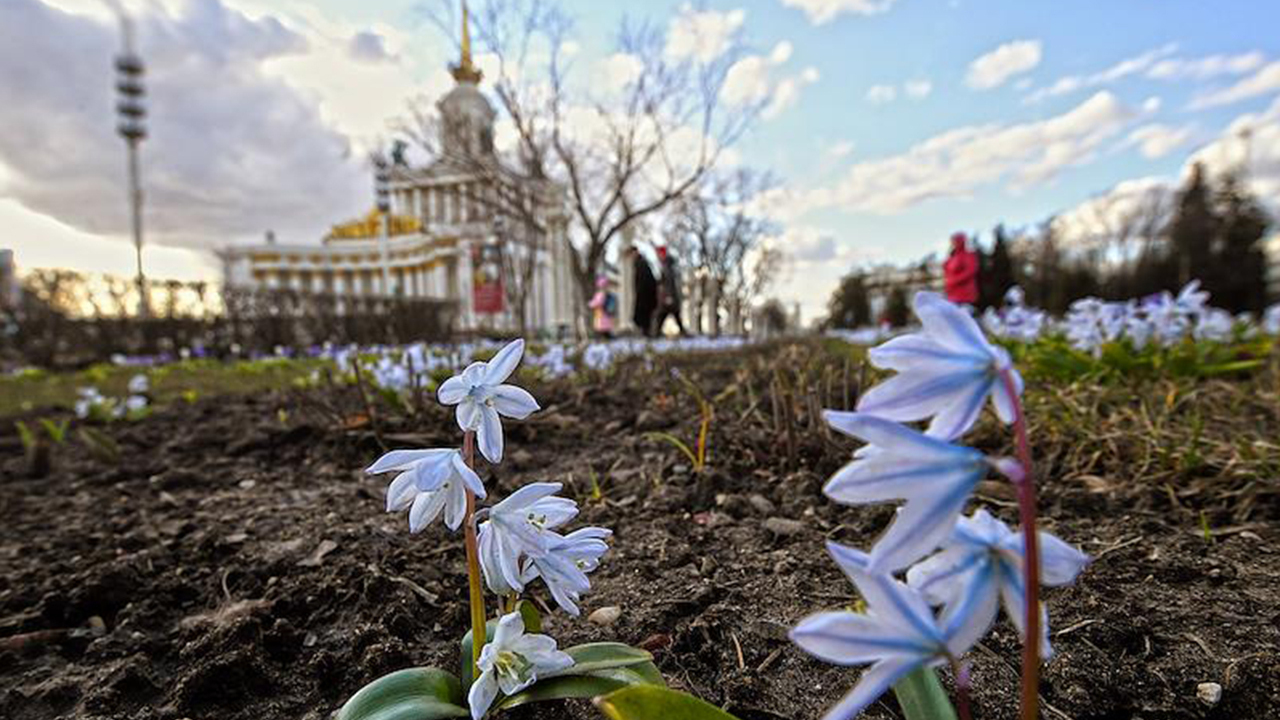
220, 9, 576, 335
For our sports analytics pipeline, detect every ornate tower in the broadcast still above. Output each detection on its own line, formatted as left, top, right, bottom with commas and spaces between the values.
438, 1, 496, 158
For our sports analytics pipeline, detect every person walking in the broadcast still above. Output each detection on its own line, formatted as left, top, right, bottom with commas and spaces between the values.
943, 232, 979, 306
588, 276, 618, 339
651, 246, 687, 336
628, 246, 659, 337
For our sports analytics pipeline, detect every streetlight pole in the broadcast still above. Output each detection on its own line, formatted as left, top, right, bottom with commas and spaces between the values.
115, 16, 149, 317
374, 153, 392, 296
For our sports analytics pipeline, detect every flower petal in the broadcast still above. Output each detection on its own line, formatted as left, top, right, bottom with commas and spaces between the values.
989, 367, 1024, 425
824, 412, 980, 463
1034, 531, 1090, 586
856, 369, 988, 424
826, 542, 941, 643
790, 611, 932, 664
386, 472, 418, 512
923, 375, 993, 441
477, 405, 504, 464
365, 448, 449, 474
483, 339, 525, 385
443, 482, 469, 531
409, 490, 446, 533
437, 374, 468, 405
493, 611, 525, 649
868, 333, 987, 372
819, 658, 920, 720
913, 291, 993, 355
467, 671, 499, 720
939, 563, 999, 657
451, 452, 487, 499
491, 384, 540, 419
866, 475, 977, 573
495, 482, 564, 512
457, 400, 483, 432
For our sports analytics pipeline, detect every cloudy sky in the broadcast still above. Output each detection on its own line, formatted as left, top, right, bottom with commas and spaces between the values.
2, 0, 1279, 321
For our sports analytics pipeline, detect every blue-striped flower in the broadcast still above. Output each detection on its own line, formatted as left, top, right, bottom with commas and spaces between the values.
906, 509, 1089, 659
857, 291, 1022, 440
478, 483, 579, 594
437, 339, 540, 464
519, 527, 612, 616
790, 543, 986, 720
367, 448, 485, 532
824, 411, 1004, 573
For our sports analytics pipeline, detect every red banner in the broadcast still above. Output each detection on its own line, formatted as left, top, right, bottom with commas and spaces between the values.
472, 243, 505, 314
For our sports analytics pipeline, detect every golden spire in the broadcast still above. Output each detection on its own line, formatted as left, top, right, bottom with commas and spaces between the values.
450, 0, 482, 83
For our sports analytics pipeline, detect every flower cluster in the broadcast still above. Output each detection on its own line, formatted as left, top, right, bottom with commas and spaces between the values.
833, 280, 1278, 358
792, 291, 1088, 720
365, 339, 611, 719
74, 374, 150, 421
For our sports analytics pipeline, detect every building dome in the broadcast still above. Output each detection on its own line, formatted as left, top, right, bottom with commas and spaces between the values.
438, 82, 496, 158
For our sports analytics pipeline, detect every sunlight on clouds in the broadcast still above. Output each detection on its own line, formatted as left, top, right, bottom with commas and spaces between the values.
808, 91, 1138, 214
1190, 60, 1280, 109
966, 39, 1042, 90
779, 0, 899, 25
722, 44, 818, 120
665, 4, 745, 63
865, 84, 896, 104
1126, 123, 1195, 159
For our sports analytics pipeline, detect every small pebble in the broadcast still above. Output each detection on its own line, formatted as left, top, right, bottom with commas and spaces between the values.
88, 615, 107, 637
1197, 682, 1222, 706
588, 606, 622, 626
748, 494, 776, 516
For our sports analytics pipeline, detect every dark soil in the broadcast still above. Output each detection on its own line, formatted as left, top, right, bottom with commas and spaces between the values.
2, 342, 1278, 720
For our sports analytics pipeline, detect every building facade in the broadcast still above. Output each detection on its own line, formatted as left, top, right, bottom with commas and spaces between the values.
220, 10, 576, 335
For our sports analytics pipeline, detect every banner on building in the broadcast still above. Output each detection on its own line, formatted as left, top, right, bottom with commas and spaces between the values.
472, 243, 505, 314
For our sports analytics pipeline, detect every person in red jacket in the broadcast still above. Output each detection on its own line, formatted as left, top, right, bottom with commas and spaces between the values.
943, 232, 979, 305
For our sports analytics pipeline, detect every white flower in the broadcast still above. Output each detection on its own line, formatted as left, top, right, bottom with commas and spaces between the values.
124, 395, 148, 413
906, 509, 1089, 659
790, 543, 984, 720
519, 527, 612, 616
467, 611, 574, 719
127, 374, 149, 394
437, 339, 540, 464
478, 483, 578, 594
857, 291, 1023, 440
367, 448, 485, 532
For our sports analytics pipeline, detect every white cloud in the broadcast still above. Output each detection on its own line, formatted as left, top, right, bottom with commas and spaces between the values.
0, 0, 365, 253
1190, 60, 1280, 109
966, 39, 1042, 90
1148, 51, 1265, 80
722, 46, 817, 120
1024, 43, 1176, 103
803, 91, 1138, 214
865, 84, 896, 104
347, 30, 393, 63
904, 79, 933, 99
665, 4, 746, 63
778, 0, 899, 25
770, 40, 793, 65
1126, 123, 1195, 159
598, 52, 644, 87
828, 140, 856, 159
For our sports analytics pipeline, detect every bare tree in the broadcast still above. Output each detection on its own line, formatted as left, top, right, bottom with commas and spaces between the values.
666, 168, 779, 335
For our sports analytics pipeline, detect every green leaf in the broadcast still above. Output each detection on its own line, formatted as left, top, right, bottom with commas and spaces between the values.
593, 685, 740, 720
460, 601, 542, 687
891, 667, 958, 720
337, 667, 468, 720
497, 664, 661, 711
646, 432, 698, 467
560, 643, 655, 674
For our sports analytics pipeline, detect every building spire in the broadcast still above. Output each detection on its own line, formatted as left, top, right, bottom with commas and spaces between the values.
451, 0, 482, 83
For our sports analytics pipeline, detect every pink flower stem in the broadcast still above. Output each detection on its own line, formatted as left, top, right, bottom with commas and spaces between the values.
951, 658, 973, 720
1002, 369, 1041, 720
462, 430, 486, 678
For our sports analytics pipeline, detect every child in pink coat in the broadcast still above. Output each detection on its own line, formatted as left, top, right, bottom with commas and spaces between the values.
589, 276, 618, 338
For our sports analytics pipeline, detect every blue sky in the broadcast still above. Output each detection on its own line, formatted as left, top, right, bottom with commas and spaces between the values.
3, 0, 1279, 321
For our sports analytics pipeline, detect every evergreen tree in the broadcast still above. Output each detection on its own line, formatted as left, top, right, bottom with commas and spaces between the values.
826, 272, 872, 328
1167, 162, 1219, 288
885, 284, 910, 327
983, 224, 1016, 306
1211, 172, 1270, 311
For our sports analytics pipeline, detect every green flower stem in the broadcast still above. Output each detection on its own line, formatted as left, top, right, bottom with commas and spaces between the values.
462, 430, 486, 678
1001, 370, 1041, 720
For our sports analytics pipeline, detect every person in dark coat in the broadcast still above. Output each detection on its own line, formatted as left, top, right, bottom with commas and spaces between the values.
651, 246, 687, 336
628, 246, 658, 337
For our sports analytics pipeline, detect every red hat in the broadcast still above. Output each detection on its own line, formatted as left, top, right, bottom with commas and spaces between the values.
657, 246, 668, 259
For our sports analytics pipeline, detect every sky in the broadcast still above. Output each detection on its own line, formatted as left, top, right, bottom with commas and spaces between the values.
2, 0, 1279, 322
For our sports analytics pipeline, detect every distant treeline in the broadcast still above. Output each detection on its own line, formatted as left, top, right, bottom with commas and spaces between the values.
828, 162, 1272, 328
